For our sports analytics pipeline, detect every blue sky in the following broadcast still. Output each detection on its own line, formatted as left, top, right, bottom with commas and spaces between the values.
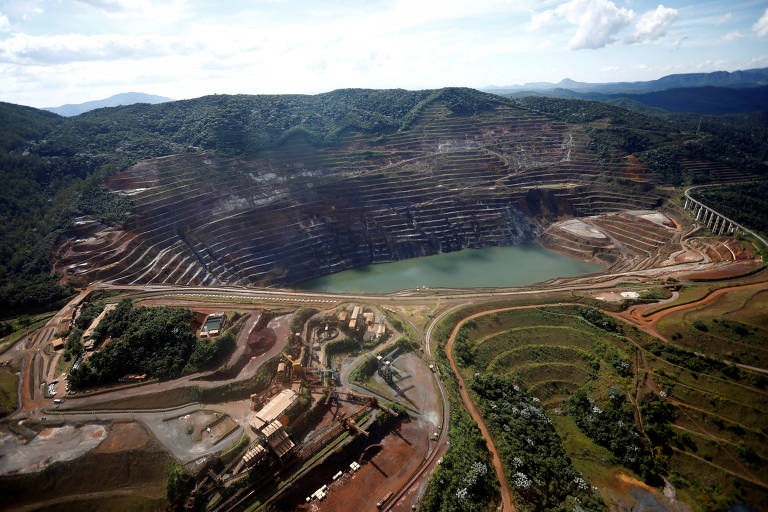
1, 0, 766, 108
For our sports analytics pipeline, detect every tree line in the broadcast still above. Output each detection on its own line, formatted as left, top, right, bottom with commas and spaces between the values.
68, 299, 233, 389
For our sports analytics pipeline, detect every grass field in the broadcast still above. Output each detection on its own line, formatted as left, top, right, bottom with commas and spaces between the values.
0, 369, 19, 416
633, 285, 768, 508
550, 414, 622, 486
657, 285, 768, 368
456, 306, 631, 408
641, 285, 714, 317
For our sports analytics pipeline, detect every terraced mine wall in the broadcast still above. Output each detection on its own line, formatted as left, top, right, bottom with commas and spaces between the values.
55, 101, 662, 288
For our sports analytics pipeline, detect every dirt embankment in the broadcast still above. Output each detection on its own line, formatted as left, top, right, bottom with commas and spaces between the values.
196, 312, 271, 381
0, 422, 169, 512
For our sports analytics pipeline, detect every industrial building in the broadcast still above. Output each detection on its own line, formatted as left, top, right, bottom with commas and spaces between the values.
262, 420, 295, 459
241, 443, 267, 467
249, 388, 298, 431
349, 306, 361, 330
200, 312, 226, 338
363, 317, 386, 343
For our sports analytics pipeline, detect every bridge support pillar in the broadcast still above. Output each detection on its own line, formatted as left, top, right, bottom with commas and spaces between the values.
684, 198, 690, 210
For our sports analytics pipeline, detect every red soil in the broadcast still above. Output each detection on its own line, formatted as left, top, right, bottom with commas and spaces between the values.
312, 419, 431, 512
92, 422, 150, 454
678, 262, 761, 280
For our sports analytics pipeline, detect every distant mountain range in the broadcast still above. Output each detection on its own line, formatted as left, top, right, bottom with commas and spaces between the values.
484, 67, 768, 96
484, 68, 768, 115
44, 92, 173, 117
577, 85, 768, 115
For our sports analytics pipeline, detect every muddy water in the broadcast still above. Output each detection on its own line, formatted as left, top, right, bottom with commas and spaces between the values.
297, 243, 601, 293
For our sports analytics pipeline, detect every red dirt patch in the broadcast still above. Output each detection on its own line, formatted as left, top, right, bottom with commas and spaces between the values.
294, 419, 432, 512
92, 422, 150, 454
620, 155, 651, 182
679, 262, 760, 280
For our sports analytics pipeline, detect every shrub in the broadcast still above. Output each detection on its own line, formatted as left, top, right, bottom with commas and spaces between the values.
692, 320, 708, 332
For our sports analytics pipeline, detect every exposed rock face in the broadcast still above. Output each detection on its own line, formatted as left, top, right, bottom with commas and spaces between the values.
55, 101, 660, 287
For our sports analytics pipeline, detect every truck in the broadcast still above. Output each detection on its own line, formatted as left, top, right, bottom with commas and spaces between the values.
376, 491, 393, 509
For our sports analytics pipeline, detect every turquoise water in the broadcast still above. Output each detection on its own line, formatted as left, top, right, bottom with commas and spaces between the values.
296, 244, 602, 293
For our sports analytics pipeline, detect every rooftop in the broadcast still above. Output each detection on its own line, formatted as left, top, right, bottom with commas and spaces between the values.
249, 389, 298, 431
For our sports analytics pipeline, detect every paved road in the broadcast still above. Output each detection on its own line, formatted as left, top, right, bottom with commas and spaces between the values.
91, 257, 731, 302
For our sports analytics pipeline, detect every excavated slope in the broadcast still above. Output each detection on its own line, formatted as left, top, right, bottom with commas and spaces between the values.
55, 101, 661, 287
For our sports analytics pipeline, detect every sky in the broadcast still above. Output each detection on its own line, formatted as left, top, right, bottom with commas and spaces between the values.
0, 0, 767, 108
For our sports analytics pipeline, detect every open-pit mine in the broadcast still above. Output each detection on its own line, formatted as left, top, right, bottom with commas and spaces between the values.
2, 88, 767, 512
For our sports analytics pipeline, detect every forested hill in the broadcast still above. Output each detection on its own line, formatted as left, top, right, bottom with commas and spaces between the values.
1, 88, 767, 314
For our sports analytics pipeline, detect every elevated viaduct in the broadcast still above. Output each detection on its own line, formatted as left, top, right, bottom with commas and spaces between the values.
683, 185, 768, 247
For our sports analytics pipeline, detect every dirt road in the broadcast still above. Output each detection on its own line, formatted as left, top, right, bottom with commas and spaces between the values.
444, 307, 518, 512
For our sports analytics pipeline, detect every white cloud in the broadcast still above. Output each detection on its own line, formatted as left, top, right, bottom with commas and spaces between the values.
745, 55, 768, 68
696, 58, 727, 70
0, 33, 199, 64
672, 35, 687, 49
714, 12, 732, 26
74, 0, 188, 21
22, 7, 44, 21
528, 9, 555, 31
722, 30, 744, 41
600, 65, 619, 72
0, 12, 10, 32
75, 0, 133, 12
754, 8, 768, 37
627, 5, 677, 43
532, 0, 635, 50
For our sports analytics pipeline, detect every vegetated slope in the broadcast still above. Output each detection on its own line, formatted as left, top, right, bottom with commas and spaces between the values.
691, 181, 768, 236
55, 92, 670, 288
445, 303, 768, 510
518, 96, 768, 185
44, 92, 173, 117
505, 85, 768, 115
